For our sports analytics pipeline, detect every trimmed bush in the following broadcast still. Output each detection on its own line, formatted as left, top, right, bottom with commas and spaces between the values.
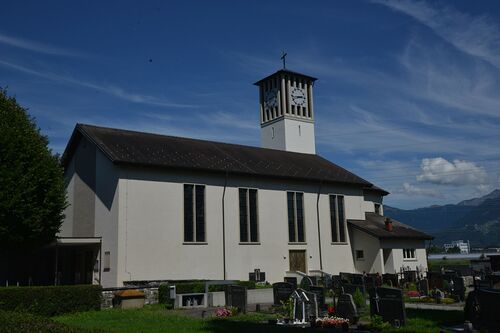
0, 310, 104, 333
0, 285, 102, 316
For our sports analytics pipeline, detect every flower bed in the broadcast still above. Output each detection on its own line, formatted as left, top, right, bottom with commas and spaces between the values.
315, 316, 349, 328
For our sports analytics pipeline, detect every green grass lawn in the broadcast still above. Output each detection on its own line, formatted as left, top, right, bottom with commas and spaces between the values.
53, 305, 464, 333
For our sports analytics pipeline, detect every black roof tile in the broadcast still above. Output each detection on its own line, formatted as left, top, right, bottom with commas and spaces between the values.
62, 124, 378, 187
348, 213, 433, 240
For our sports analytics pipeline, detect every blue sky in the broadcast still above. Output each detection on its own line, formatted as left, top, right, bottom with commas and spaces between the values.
1, 0, 500, 209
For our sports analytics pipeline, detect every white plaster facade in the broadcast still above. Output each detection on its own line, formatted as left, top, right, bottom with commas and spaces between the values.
61, 135, 429, 288
261, 118, 315, 154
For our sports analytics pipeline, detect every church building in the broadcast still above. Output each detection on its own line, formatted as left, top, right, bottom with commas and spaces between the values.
59, 69, 432, 288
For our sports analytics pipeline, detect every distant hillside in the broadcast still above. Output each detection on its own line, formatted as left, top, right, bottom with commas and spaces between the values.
384, 190, 500, 247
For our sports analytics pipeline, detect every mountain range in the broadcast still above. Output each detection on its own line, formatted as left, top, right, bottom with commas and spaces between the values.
384, 190, 500, 247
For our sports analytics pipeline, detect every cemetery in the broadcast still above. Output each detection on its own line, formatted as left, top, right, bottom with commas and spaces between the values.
5, 272, 490, 333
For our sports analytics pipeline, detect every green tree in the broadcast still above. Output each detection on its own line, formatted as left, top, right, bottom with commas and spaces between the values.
0, 89, 66, 250
446, 245, 461, 254
427, 245, 444, 254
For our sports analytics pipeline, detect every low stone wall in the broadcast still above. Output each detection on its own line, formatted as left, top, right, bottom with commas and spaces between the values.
101, 286, 273, 309
101, 287, 158, 309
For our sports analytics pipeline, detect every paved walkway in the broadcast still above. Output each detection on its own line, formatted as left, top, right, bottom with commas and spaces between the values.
405, 302, 464, 311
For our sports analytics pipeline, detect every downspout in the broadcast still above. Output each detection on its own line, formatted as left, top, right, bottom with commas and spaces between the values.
222, 170, 228, 280
316, 180, 323, 271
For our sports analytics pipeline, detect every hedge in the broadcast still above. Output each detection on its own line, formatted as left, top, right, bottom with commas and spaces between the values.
0, 285, 102, 317
0, 310, 104, 333
158, 280, 256, 305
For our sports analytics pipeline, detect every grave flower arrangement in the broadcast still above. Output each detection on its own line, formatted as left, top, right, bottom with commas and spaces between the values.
315, 316, 349, 328
406, 290, 420, 298
215, 307, 232, 317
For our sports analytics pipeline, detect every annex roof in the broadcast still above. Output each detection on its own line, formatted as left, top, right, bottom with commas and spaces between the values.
348, 212, 433, 240
62, 124, 383, 189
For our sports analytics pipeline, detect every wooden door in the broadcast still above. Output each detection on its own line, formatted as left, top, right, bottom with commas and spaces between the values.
289, 250, 306, 273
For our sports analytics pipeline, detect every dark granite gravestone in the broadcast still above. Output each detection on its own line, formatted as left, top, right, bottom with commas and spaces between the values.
339, 272, 352, 284
382, 274, 398, 288
370, 287, 406, 326
225, 285, 247, 314
452, 277, 466, 301
427, 272, 444, 290
291, 289, 319, 323
403, 270, 417, 283
466, 288, 500, 331
272, 282, 294, 305
284, 277, 298, 289
417, 278, 429, 296
309, 286, 325, 307
299, 276, 314, 291
336, 293, 358, 324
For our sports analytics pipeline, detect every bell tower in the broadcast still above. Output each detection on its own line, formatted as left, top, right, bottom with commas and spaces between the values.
254, 69, 317, 154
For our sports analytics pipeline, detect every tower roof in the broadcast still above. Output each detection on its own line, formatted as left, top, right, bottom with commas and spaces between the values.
254, 69, 318, 85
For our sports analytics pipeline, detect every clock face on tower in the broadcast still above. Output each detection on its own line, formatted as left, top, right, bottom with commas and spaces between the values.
264, 88, 278, 109
290, 87, 307, 106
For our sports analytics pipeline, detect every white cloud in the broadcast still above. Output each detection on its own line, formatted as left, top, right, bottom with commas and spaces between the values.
372, 0, 500, 70
398, 182, 442, 197
416, 157, 487, 186
0, 59, 196, 108
0, 31, 84, 57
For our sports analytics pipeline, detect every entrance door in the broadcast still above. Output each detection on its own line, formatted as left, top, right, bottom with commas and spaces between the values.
289, 250, 307, 273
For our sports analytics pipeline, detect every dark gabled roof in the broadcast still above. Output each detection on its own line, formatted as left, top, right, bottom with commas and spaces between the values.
363, 185, 390, 196
254, 69, 318, 85
62, 124, 377, 188
348, 212, 433, 240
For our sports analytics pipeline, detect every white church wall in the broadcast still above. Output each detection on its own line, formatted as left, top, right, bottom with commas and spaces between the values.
261, 119, 287, 151
284, 118, 315, 154
350, 228, 384, 274
107, 166, 366, 286
94, 149, 121, 288
60, 155, 75, 238
381, 239, 428, 273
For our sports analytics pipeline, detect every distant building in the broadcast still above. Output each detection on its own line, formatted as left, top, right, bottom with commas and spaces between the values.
444, 240, 470, 254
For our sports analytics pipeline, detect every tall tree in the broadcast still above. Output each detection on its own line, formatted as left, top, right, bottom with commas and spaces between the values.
0, 89, 66, 250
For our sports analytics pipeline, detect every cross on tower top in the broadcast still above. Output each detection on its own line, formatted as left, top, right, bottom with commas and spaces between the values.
281, 51, 287, 69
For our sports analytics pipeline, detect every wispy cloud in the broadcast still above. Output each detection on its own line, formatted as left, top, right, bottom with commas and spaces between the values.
417, 157, 488, 186
0, 31, 84, 57
397, 182, 443, 198
0, 59, 197, 108
372, 0, 500, 70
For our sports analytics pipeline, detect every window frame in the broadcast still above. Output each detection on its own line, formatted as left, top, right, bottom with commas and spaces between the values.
183, 183, 207, 244
403, 248, 417, 260
238, 187, 260, 244
287, 191, 306, 244
355, 250, 364, 261
329, 194, 347, 244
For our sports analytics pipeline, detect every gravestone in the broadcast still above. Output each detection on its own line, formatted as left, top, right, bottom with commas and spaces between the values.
273, 282, 294, 305
225, 285, 247, 314
452, 277, 466, 301
291, 289, 318, 323
340, 272, 352, 284
417, 278, 429, 296
476, 288, 500, 331
370, 287, 406, 326
382, 273, 398, 288
284, 277, 298, 289
309, 286, 325, 307
427, 272, 444, 290
299, 276, 314, 291
336, 293, 358, 324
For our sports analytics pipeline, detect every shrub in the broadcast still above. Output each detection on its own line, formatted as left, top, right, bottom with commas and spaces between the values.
370, 314, 391, 331
0, 285, 102, 317
353, 288, 365, 308
0, 310, 103, 333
